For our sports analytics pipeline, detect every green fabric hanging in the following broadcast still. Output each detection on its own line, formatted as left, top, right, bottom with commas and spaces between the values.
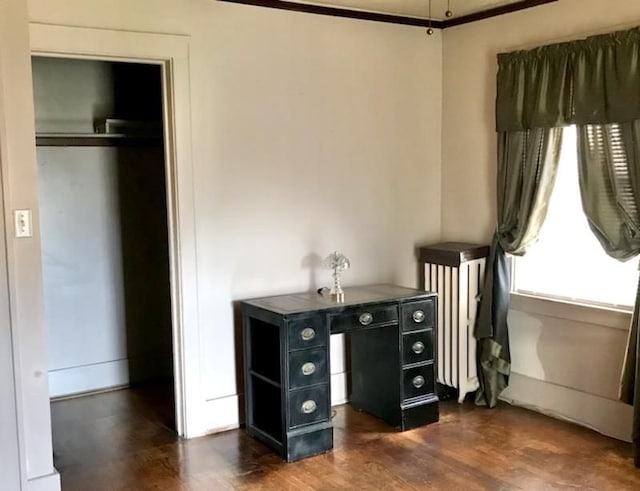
576, 121, 640, 465
496, 27, 640, 132
490, 26, 640, 450
475, 127, 561, 407
496, 128, 563, 255
620, 277, 640, 466
492, 22, 640, 467
475, 237, 511, 407
496, 45, 573, 132
491, 22, 640, 465
576, 122, 640, 259
574, 31, 640, 126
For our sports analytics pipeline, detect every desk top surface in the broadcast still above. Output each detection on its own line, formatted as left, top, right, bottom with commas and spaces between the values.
241, 284, 433, 315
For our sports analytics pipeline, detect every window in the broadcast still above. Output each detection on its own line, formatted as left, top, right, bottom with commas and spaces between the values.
512, 126, 638, 310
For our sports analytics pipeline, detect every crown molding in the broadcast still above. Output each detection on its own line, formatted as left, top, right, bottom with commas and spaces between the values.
218, 0, 444, 28
217, 0, 558, 29
443, 0, 557, 28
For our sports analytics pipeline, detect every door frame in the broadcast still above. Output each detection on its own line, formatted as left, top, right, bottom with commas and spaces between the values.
0, 141, 27, 491
29, 24, 202, 438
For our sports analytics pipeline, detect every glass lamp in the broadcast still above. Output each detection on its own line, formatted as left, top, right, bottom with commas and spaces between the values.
323, 251, 350, 303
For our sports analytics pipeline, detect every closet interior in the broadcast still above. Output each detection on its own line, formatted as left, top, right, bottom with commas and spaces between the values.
33, 56, 176, 464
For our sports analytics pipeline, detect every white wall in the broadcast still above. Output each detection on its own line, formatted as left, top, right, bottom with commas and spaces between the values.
38, 146, 130, 397
0, 0, 59, 489
442, 0, 640, 441
32, 58, 115, 134
24, 0, 442, 437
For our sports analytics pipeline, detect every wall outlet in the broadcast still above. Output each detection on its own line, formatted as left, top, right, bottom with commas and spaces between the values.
14, 209, 32, 238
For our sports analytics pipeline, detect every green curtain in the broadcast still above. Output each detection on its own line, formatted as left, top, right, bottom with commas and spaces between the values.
621, 278, 640, 466
576, 123, 640, 259
497, 27, 640, 133
576, 121, 640, 465
475, 128, 562, 407
496, 44, 573, 132
487, 26, 640, 431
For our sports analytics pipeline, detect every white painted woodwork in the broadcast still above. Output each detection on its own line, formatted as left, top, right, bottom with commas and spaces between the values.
269, 0, 524, 20
425, 258, 486, 403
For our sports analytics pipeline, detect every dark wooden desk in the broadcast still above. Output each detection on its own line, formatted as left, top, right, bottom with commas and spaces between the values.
241, 284, 439, 462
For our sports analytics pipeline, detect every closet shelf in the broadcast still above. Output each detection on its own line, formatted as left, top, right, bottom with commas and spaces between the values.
36, 133, 163, 147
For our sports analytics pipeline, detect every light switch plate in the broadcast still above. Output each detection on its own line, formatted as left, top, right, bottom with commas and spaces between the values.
14, 209, 32, 238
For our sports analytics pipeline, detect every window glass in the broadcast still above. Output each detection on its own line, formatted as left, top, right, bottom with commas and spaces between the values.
512, 126, 638, 310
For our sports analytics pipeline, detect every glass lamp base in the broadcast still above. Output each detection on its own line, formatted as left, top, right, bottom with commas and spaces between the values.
331, 291, 345, 303
330, 283, 344, 303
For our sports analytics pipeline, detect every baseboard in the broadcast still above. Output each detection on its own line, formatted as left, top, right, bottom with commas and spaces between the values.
50, 384, 128, 402
28, 471, 60, 491
48, 359, 129, 398
501, 372, 633, 442
331, 371, 349, 406
202, 394, 240, 434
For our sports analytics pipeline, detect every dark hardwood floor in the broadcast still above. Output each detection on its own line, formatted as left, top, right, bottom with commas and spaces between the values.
51, 387, 640, 490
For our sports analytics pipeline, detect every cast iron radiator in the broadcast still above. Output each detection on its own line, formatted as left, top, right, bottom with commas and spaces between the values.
420, 243, 489, 403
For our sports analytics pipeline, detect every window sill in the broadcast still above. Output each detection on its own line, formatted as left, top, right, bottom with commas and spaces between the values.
510, 292, 632, 331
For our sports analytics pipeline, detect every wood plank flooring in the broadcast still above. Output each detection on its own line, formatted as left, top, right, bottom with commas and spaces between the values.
51, 387, 640, 490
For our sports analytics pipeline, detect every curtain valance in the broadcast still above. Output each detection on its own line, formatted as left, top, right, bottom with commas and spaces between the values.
497, 27, 640, 132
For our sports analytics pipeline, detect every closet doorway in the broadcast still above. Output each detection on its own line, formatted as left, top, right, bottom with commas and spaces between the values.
33, 56, 179, 466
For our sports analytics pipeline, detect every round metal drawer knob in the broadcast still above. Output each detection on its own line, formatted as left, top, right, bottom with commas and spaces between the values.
412, 310, 426, 323
300, 327, 316, 341
301, 400, 317, 414
412, 341, 425, 354
412, 375, 425, 388
301, 362, 316, 376
359, 312, 373, 326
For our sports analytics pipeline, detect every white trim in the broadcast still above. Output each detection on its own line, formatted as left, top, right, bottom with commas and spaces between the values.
47, 360, 129, 398
510, 292, 632, 331
0, 118, 27, 491
0, 1, 48, 486
0, 99, 27, 491
202, 395, 241, 434
501, 372, 633, 442
29, 24, 202, 438
27, 472, 60, 491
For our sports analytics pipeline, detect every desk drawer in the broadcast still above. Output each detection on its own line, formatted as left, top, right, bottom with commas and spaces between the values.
330, 304, 398, 334
288, 316, 327, 351
401, 299, 435, 332
289, 385, 330, 428
402, 330, 433, 366
289, 348, 328, 389
402, 363, 435, 401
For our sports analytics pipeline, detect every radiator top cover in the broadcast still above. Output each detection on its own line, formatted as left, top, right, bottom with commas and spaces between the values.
418, 242, 489, 267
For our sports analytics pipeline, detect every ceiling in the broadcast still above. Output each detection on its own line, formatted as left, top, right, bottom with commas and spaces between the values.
281, 0, 525, 21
